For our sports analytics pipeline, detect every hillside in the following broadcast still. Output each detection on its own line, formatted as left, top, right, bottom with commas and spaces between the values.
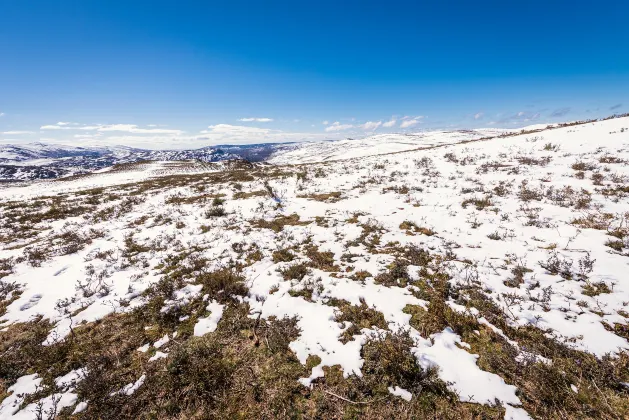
0, 143, 287, 181
1, 117, 629, 419
0, 128, 511, 182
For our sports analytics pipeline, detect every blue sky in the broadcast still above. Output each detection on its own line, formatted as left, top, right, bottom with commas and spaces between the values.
0, 0, 628, 148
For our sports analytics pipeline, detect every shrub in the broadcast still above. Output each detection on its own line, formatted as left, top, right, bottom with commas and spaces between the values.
197, 269, 248, 302
571, 161, 597, 171
205, 206, 226, 218
333, 298, 388, 343
272, 248, 295, 263
605, 239, 624, 252
461, 196, 493, 210
279, 263, 310, 281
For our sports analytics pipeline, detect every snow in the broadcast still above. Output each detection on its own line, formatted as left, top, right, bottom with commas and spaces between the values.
1, 116, 629, 418
15, 393, 78, 420
149, 351, 169, 362
504, 404, 533, 420
73, 401, 88, 413
153, 334, 170, 349
193, 299, 225, 336
137, 343, 150, 352
414, 327, 520, 405
55, 368, 87, 389
0, 160, 220, 199
268, 128, 510, 164
161, 283, 203, 313
388, 386, 413, 401
0, 374, 42, 418
113, 374, 146, 396
0, 372, 81, 420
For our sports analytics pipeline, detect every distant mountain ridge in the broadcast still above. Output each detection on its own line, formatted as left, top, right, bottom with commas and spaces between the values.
0, 142, 297, 181
5, 116, 624, 181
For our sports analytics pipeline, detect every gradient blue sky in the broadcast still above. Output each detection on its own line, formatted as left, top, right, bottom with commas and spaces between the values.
1, 0, 628, 148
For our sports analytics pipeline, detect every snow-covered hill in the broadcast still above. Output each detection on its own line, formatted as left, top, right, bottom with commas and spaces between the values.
1, 116, 629, 419
0, 120, 616, 182
0, 143, 288, 181
267, 128, 510, 164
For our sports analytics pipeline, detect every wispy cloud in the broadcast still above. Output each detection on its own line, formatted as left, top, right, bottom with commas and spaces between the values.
95, 124, 183, 134
497, 111, 541, 125
474, 112, 484, 120
549, 107, 571, 118
238, 117, 273, 122
199, 124, 328, 145
382, 118, 396, 128
1, 131, 35, 135
322, 120, 329, 125
0, 113, 5, 117
400, 116, 423, 129
40, 122, 183, 134
73, 133, 103, 139
360, 121, 382, 131
610, 104, 622, 110
325, 121, 354, 132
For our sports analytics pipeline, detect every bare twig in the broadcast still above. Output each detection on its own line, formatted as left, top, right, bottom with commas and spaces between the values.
323, 389, 386, 405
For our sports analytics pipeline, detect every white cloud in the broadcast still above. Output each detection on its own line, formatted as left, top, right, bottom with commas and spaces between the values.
382, 118, 397, 128
40, 122, 80, 129
1, 131, 34, 135
40, 122, 183, 134
31, 120, 340, 149
202, 124, 271, 136
74, 133, 103, 139
400, 117, 423, 129
94, 124, 183, 134
325, 121, 354, 132
360, 121, 382, 131
238, 117, 273, 122
474, 112, 484, 120
40, 124, 68, 130
322, 120, 329, 125
40, 122, 85, 130
0, 113, 5, 117
198, 124, 329, 146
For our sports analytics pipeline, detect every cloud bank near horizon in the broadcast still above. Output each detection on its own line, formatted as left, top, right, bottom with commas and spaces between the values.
0, 106, 625, 149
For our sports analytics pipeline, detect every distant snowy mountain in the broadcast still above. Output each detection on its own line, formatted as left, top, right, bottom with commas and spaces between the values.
0, 143, 293, 181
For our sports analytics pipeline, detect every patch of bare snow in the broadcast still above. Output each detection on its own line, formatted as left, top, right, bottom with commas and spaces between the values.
193, 299, 225, 336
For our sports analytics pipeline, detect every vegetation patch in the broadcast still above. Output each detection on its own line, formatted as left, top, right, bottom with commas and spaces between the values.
399, 220, 436, 236
298, 191, 342, 202
252, 214, 310, 232
332, 298, 388, 343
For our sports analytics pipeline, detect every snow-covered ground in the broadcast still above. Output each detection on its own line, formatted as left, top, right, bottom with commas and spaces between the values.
1, 116, 628, 418
0, 160, 263, 200
268, 128, 510, 164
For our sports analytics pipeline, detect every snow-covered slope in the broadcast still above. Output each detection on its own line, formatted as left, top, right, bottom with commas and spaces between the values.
0, 120, 611, 181
268, 128, 510, 164
0, 142, 287, 181
1, 116, 629, 419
